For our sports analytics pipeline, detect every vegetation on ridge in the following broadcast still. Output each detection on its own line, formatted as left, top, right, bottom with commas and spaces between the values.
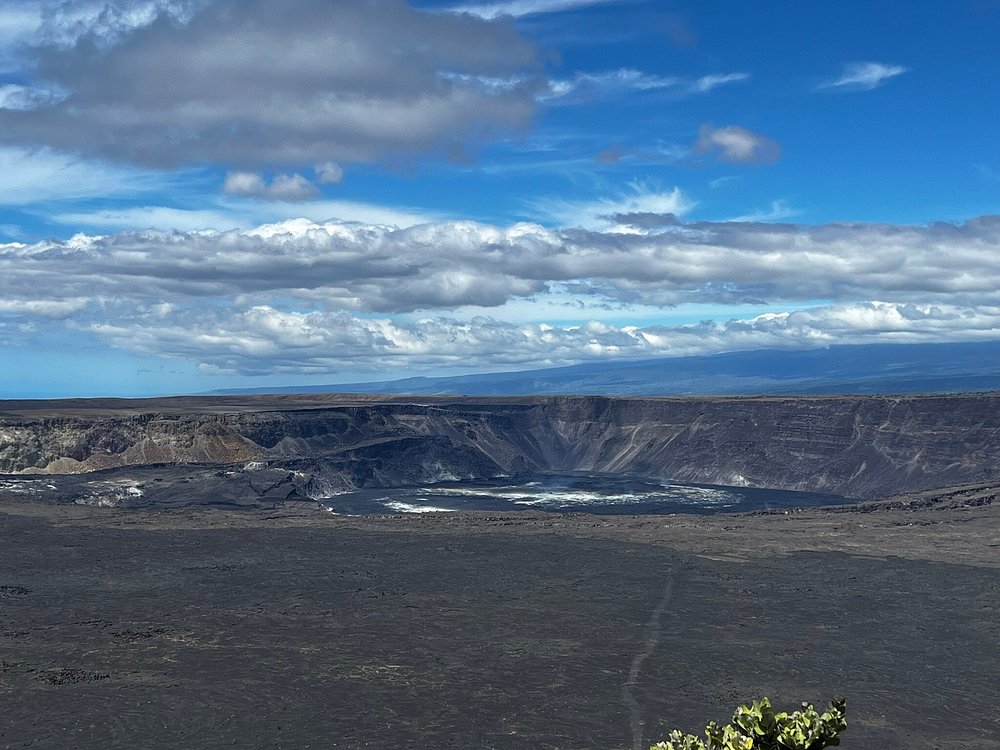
651, 697, 847, 750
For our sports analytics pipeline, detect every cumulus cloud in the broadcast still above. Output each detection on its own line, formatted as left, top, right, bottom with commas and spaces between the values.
5, 214, 1000, 373
694, 124, 781, 165
84, 302, 1000, 376
823, 61, 908, 91
5, 214, 1000, 313
0, 0, 542, 167
265, 174, 319, 201
315, 162, 344, 185
223, 172, 318, 202
221, 172, 267, 198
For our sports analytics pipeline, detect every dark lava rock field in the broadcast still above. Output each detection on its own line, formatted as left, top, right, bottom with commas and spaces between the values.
2, 496, 999, 750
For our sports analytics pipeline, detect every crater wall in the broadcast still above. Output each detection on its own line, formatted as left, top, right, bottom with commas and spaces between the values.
2, 394, 998, 499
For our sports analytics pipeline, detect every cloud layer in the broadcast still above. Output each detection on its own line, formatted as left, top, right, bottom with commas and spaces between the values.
0, 0, 542, 167
4, 214, 1000, 374
80, 300, 1000, 376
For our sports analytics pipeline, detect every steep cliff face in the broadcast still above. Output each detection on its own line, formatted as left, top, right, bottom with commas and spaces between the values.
2, 394, 999, 499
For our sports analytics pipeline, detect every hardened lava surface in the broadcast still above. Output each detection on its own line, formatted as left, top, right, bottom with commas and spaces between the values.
2, 497, 998, 750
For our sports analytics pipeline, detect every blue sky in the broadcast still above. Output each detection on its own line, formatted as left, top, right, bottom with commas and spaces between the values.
0, 0, 999, 397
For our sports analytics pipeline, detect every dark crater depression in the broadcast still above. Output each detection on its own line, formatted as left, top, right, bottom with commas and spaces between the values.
320, 473, 853, 516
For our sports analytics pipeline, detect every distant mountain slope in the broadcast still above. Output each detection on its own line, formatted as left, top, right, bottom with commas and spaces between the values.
209, 340, 1000, 396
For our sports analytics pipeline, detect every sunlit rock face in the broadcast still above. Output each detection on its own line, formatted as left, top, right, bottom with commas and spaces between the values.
1, 393, 999, 500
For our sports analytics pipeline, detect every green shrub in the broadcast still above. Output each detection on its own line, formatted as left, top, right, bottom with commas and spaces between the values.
650, 697, 847, 750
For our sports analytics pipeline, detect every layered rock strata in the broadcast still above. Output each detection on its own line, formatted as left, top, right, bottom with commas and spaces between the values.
1, 394, 998, 500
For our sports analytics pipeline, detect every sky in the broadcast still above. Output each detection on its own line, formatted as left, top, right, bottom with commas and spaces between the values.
0, 0, 998, 397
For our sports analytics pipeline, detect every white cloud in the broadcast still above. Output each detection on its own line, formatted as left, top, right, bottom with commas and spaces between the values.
695, 124, 781, 164
4, 213, 1000, 314
728, 200, 797, 223
689, 72, 750, 93
638, 301, 1000, 354
450, 0, 628, 20
83, 301, 1000, 376
0, 83, 65, 110
824, 62, 908, 91
267, 174, 320, 202
544, 69, 680, 101
315, 162, 344, 185
5, 213, 1000, 374
0, 146, 184, 205
531, 183, 694, 229
543, 69, 749, 104
223, 171, 318, 202
53, 199, 437, 232
221, 172, 267, 198
0, 298, 89, 318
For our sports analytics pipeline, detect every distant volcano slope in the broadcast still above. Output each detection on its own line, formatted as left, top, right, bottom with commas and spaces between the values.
1, 393, 999, 501
209, 341, 1000, 397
